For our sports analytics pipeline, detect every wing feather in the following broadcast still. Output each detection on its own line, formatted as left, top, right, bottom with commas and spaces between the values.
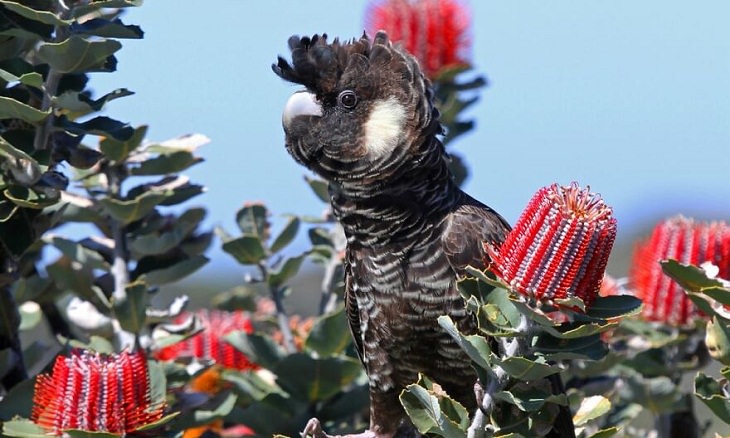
442, 192, 511, 277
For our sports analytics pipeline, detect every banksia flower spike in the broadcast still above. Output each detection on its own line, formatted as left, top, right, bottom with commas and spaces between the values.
365, 0, 471, 78
630, 215, 730, 326
486, 182, 617, 309
31, 349, 165, 436
156, 309, 257, 371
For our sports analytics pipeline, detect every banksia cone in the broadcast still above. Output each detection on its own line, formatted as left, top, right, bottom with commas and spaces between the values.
630, 216, 730, 325
365, 0, 471, 78
156, 309, 257, 371
486, 182, 617, 309
31, 350, 165, 436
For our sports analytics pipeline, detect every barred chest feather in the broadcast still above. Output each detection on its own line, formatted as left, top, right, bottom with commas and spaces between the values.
344, 220, 477, 404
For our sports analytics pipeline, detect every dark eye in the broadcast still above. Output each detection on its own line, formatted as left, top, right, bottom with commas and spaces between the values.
337, 90, 358, 109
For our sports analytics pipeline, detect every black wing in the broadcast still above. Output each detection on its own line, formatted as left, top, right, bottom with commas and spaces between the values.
442, 191, 511, 277
343, 256, 365, 365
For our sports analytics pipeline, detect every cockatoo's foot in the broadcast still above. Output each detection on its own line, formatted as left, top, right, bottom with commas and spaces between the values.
301, 418, 383, 438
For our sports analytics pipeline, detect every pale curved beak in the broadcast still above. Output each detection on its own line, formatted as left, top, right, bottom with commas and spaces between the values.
282, 90, 322, 128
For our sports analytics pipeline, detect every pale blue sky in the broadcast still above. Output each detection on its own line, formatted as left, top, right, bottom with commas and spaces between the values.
90, 1, 730, 273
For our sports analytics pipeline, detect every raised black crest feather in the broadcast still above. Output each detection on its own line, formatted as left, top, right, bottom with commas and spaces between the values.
272, 31, 410, 96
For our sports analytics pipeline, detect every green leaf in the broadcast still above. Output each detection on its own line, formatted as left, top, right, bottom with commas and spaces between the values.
113, 281, 147, 333
69, 335, 114, 354
236, 203, 269, 239
269, 254, 305, 288
37, 36, 121, 73
399, 374, 469, 437
210, 286, 258, 312
1, 419, 49, 438
63, 430, 120, 437
660, 259, 724, 292
695, 372, 730, 424
491, 355, 562, 381
545, 321, 618, 340
270, 216, 300, 253
45, 258, 93, 300
534, 333, 608, 361
706, 316, 730, 365
190, 392, 237, 425
72, 0, 143, 17
43, 235, 110, 271
585, 295, 643, 320
305, 306, 351, 356
222, 235, 266, 265
0, 136, 41, 185
224, 331, 285, 370
587, 428, 620, 438
0, 375, 35, 420
64, 116, 134, 141
0, 1, 71, 26
54, 88, 134, 114
438, 315, 493, 376
4, 186, 59, 209
99, 191, 168, 224
133, 412, 180, 433
305, 176, 329, 203
72, 18, 144, 39
146, 359, 168, 410
573, 395, 611, 426
0, 96, 50, 123
493, 381, 567, 413
222, 369, 288, 402
273, 353, 363, 402
142, 255, 208, 285
131, 150, 202, 176
0, 68, 43, 88
700, 287, 730, 308
99, 125, 147, 161
621, 374, 680, 413
129, 208, 205, 256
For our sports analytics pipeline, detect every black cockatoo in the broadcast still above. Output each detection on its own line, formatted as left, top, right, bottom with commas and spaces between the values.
273, 32, 574, 438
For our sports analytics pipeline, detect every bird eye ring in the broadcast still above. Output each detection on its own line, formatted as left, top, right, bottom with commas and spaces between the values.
338, 90, 358, 109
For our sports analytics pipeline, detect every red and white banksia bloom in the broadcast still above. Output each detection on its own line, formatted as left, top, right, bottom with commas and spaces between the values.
365, 0, 471, 78
486, 182, 617, 309
31, 350, 165, 436
630, 215, 730, 326
156, 309, 257, 371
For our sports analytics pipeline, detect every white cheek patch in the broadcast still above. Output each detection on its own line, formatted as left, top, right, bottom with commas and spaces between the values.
363, 98, 406, 159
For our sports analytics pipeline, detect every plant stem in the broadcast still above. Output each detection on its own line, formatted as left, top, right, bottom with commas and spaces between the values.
33, 0, 71, 152
259, 262, 295, 353
468, 313, 531, 437
0, 284, 27, 390
318, 256, 341, 315
107, 166, 136, 351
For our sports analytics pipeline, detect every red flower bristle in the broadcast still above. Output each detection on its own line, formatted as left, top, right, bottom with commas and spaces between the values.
365, 0, 471, 78
630, 216, 730, 325
30, 350, 165, 436
488, 183, 617, 310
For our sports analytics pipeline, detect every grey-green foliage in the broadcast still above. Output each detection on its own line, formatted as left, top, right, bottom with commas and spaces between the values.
0, 0, 209, 422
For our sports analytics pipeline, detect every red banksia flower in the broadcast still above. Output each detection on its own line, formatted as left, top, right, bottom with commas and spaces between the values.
486, 182, 617, 309
630, 216, 730, 326
365, 0, 471, 78
156, 309, 257, 371
31, 350, 165, 436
